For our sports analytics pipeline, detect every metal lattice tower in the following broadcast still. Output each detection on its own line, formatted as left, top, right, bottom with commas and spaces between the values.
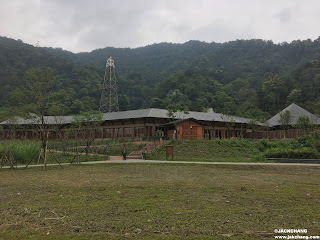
99, 56, 119, 113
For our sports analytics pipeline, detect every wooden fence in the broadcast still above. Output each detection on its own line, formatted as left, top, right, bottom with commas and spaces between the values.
245, 128, 320, 140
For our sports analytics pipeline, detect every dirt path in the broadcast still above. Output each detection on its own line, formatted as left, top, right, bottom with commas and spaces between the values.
2, 159, 320, 169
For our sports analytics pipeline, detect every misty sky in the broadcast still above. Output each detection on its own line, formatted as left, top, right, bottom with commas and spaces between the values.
1, 0, 320, 53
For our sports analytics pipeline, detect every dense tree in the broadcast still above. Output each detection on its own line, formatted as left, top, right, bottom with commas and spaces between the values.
1, 36, 320, 122
295, 115, 314, 129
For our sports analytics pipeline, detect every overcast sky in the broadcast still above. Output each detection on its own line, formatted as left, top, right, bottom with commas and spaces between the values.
1, 0, 320, 53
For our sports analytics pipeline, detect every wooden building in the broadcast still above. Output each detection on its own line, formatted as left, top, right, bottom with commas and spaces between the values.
162, 118, 250, 140
3, 105, 319, 141
163, 119, 204, 140
0, 108, 264, 141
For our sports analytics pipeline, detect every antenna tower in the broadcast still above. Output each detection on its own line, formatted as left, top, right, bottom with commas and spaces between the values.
99, 56, 119, 112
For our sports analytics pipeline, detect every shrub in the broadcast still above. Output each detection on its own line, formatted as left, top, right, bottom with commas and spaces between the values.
289, 140, 300, 149
0, 141, 40, 164
295, 133, 320, 153
311, 130, 320, 140
258, 140, 277, 152
297, 135, 314, 148
264, 147, 319, 159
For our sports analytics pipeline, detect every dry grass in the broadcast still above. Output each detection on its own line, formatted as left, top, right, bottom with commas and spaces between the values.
1, 163, 320, 239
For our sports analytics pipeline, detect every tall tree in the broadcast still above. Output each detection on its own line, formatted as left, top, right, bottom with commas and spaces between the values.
278, 110, 292, 138
10, 67, 57, 170
278, 110, 292, 126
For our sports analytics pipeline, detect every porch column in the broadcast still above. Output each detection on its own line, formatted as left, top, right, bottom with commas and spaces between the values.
111, 128, 114, 139
152, 125, 156, 137
148, 126, 151, 137
102, 128, 105, 139
143, 125, 146, 137
132, 127, 135, 139
222, 129, 226, 139
212, 120, 215, 140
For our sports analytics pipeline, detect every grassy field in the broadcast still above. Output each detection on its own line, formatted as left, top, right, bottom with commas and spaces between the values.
1, 163, 320, 239
147, 137, 320, 162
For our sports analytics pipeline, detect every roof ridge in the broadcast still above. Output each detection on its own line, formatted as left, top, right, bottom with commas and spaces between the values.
266, 103, 320, 127
286, 103, 303, 110
286, 103, 315, 115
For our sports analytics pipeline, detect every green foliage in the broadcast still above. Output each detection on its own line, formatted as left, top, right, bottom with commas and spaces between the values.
155, 130, 164, 139
0, 141, 39, 164
310, 131, 320, 152
8, 67, 57, 120
7, 67, 58, 169
278, 110, 292, 127
24, 67, 56, 112
287, 89, 303, 103
264, 147, 319, 159
148, 139, 263, 162
247, 119, 259, 131
71, 110, 104, 160
49, 140, 145, 156
259, 75, 291, 113
261, 133, 320, 159
297, 135, 315, 148
2, 36, 320, 119
166, 103, 189, 119
311, 130, 320, 140
148, 135, 320, 161
72, 110, 103, 127
258, 139, 278, 152
288, 133, 320, 153
295, 115, 314, 129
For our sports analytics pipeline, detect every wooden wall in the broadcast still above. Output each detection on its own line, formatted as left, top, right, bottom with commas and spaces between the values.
176, 120, 203, 140
1, 117, 167, 141
246, 128, 320, 140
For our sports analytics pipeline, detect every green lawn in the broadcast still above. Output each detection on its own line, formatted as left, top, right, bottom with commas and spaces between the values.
1, 163, 320, 239
2, 137, 319, 166
147, 139, 267, 162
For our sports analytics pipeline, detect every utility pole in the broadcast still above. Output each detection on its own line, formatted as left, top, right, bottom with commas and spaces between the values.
99, 56, 119, 113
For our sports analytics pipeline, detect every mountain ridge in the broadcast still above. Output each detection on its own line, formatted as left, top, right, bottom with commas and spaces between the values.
1, 36, 320, 120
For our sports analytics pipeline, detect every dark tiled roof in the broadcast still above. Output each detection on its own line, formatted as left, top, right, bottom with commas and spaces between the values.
103, 108, 256, 124
266, 103, 320, 127
0, 108, 259, 125
0, 115, 74, 125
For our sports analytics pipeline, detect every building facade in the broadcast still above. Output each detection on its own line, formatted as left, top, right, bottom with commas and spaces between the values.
0, 108, 262, 141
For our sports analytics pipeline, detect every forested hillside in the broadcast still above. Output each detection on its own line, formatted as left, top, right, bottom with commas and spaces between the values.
1, 36, 320, 120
